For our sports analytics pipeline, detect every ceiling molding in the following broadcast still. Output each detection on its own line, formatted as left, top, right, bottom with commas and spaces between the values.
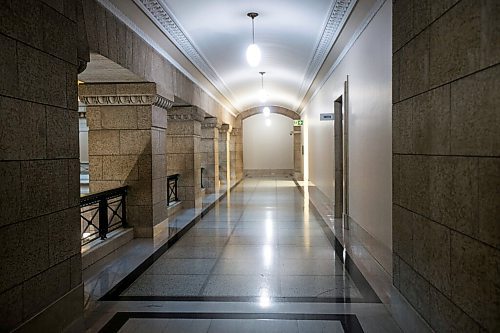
295, 0, 356, 111
134, 0, 239, 110
97, 0, 238, 117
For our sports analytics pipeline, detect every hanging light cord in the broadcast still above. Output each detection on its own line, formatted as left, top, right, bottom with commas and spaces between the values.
252, 17, 255, 43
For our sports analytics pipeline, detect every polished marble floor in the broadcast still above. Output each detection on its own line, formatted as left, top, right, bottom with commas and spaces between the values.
85, 177, 404, 333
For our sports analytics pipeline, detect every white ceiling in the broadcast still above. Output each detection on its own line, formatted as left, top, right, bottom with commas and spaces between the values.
121, 0, 355, 113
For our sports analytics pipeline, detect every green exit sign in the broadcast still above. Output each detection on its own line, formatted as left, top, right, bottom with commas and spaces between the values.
294, 120, 304, 126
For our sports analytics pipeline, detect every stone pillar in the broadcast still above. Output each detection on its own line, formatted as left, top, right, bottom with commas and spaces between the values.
166, 106, 204, 209
79, 82, 172, 238
392, 1, 499, 331
229, 128, 239, 184
218, 124, 231, 189
0, 1, 89, 331
293, 126, 303, 180
201, 117, 220, 194
231, 128, 244, 183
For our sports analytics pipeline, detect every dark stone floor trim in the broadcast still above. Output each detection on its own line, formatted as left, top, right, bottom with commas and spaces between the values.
98, 312, 364, 333
114, 295, 368, 303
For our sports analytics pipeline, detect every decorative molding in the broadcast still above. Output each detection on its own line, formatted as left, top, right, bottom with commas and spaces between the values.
167, 108, 205, 122
80, 94, 173, 109
133, 0, 238, 108
202, 118, 219, 129
231, 128, 241, 136
219, 124, 232, 134
153, 95, 174, 109
295, 0, 355, 110
299, 0, 386, 114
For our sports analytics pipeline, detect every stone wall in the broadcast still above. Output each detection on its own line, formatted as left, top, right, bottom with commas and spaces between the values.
81, 0, 235, 126
392, 0, 499, 331
0, 0, 86, 331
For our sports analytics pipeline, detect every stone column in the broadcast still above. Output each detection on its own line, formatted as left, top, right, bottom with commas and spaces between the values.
166, 106, 204, 209
79, 82, 172, 238
218, 124, 231, 189
201, 117, 220, 194
293, 126, 303, 180
231, 128, 243, 183
229, 128, 238, 184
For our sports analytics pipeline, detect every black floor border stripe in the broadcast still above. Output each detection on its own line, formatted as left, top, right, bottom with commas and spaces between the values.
98, 312, 365, 333
99, 180, 243, 301
100, 177, 380, 304
293, 179, 382, 304
112, 296, 368, 303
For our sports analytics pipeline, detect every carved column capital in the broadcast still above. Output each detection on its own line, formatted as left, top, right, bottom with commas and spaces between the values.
202, 117, 219, 129
78, 83, 173, 110
219, 124, 232, 134
167, 106, 205, 122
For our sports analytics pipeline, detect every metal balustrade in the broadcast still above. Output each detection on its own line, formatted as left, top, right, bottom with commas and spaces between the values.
80, 186, 128, 246
167, 174, 180, 206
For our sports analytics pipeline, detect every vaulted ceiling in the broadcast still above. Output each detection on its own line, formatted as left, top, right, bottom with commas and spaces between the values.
106, 0, 356, 114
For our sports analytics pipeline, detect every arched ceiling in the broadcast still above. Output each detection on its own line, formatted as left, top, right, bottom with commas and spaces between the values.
105, 0, 356, 114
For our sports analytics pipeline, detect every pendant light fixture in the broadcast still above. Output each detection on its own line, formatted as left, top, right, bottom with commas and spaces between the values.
246, 12, 261, 67
259, 71, 268, 103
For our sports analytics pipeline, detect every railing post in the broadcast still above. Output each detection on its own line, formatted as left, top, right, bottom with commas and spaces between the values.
201, 167, 205, 189
98, 198, 108, 239
121, 190, 127, 227
174, 175, 178, 201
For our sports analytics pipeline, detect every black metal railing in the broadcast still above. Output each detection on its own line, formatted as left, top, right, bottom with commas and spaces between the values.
167, 174, 179, 206
201, 167, 205, 189
80, 186, 128, 246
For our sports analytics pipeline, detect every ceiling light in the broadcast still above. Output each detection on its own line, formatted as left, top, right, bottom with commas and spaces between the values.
259, 71, 269, 103
246, 12, 261, 67
263, 106, 270, 117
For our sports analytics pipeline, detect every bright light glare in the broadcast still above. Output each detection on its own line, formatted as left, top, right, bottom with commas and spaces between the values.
246, 43, 261, 67
259, 288, 271, 308
265, 119, 271, 127
82, 232, 90, 238
263, 245, 273, 267
263, 107, 270, 117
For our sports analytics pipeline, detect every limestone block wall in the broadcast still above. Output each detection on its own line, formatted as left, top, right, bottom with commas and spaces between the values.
392, 0, 499, 331
166, 107, 204, 208
0, 0, 86, 331
201, 118, 220, 193
79, 82, 171, 238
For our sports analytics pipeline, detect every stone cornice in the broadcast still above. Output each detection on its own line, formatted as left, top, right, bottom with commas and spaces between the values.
167, 107, 205, 122
79, 94, 173, 110
202, 117, 219, 129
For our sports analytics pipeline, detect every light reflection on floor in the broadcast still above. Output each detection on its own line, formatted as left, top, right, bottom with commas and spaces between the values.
85, 177, 403, 333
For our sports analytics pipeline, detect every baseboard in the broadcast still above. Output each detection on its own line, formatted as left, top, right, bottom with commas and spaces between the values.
13, 284, 83, 333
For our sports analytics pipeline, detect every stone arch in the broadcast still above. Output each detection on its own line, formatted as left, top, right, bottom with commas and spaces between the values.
235, 106, 302, 180
235, 106, 300, 128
